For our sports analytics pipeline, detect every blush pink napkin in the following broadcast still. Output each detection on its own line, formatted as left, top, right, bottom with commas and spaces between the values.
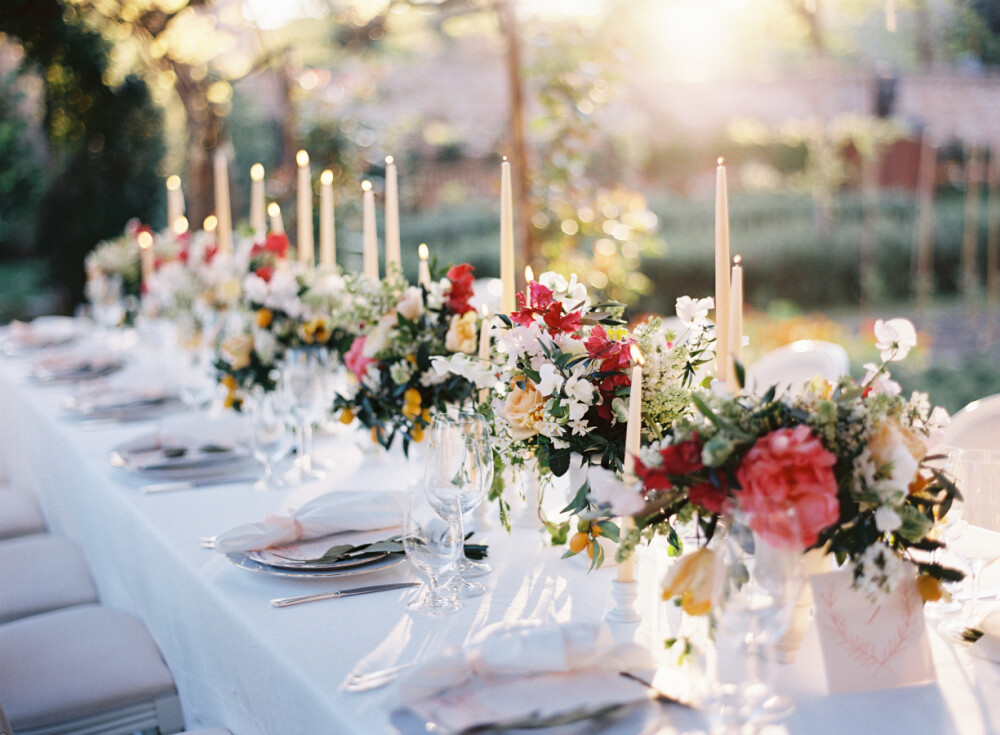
213, 490, 403, 554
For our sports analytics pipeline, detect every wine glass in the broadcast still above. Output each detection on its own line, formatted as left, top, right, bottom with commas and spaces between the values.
247, 390, 292, 492
282, 348, 325, 482
708, 509, 804, 731
402, 486, 464, 616
949, 449, 1000, 627
424, 412, 493, 597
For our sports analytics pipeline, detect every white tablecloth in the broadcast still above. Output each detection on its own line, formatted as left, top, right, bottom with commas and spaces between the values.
1, 337, 999, 735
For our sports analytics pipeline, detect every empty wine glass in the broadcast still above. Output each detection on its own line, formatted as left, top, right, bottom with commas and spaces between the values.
949, 449, 1000, 627
282, 348, 325, 482
709, 509, 804, 731
402, 487, 464, 616
247, 390, 292, 492
424, 412, 493, 597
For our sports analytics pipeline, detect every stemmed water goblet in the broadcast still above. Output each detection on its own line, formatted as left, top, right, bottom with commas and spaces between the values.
246, 389, 292, 492
402, 486, 464, 615
282, 348, 326, 482
708, 508, 804, 731
423, 412, 493, 597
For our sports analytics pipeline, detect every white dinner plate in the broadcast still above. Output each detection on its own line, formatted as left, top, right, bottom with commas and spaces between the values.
245, 530, 400, 571
226, 550, 407, 579
111, 432, 254, 481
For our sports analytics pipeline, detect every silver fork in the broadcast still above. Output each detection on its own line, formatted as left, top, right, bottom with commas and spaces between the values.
344, 662, 416, 692
200, 536, 217, 549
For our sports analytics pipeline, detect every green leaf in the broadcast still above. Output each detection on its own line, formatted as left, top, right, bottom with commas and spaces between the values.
594, 520, 620, 543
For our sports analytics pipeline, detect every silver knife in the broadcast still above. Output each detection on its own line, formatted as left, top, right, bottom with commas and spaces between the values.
271, 582, 420, 608
141, 475, 260, 494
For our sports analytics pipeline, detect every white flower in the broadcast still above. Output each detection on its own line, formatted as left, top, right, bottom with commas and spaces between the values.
389, 360, 415, 385
253, 329, 278, 366
877, 443, 919, 503
536, 363, 564, 397
567, 400, 589, 422
397, 286, 424, 321
852, 544, 907, 600
568, 418, 590, 436
431, 354, 496, 389
538, 271, 567, 292
928, 406, 950, 434
874, 318, 917, 362
363, 313, 397, 357
587, 466, 645, 516
564, 376, 595, 404
862, 363, 901, 396
874, 506, 903, 533
675, 295, 714, 326
243, 273, 269, 305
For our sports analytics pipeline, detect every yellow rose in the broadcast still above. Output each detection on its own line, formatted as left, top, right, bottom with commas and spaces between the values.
499, 379, 546, 441
220, 334, 253, 371
662, 548, 715, 616
445, 311, 479, 354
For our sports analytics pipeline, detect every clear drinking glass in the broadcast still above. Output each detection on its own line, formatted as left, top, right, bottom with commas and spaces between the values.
424, 412, 493, 596
709, 509, 804, 731
282, 348, 325, 482
949, 449, 1000, 627
402, 487, 464, 616
247, 390, 292, 492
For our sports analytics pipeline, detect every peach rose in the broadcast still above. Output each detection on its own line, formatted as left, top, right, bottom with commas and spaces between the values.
219, 334, 252, 371
445, 311, 478, 354
397, 286, 424, 321
500, 379, 546, 441
735, 425, 839, 550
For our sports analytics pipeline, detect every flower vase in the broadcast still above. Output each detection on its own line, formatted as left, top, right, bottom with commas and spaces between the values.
510, 459, 544, 529
773, 547, 831, 663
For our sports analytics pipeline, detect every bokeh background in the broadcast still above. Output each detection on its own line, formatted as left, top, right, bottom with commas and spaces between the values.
2, 0, 1000, 409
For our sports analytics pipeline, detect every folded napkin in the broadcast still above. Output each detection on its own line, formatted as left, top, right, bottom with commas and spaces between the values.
397, 620, 653, 703
394, 621, 655, 734
213, 491, 404, 554
971, 611, 1000, 664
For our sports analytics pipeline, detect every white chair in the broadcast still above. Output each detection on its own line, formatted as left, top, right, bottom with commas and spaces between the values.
0, 487, 46, 540
0, 604, 182, 735
745, 340, 850, 396
940, 394, 1000, 451
0, 535, 98, 624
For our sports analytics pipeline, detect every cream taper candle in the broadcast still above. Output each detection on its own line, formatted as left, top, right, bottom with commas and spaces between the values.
319, 169, 336, 268
138, 231, 154, 288
250, 164, 265, 237
418, 242, 431, 287
166, 175, 184, 231
729, 255, 744, 383
296, 150, 314, 268
385, 156, 400, 271
715, 157, 731, 383
213, 149, 232, 255
618, 344, 644, 584
500, 158, 515, 314
268, 202, 284, 235
362, 180, 379, 279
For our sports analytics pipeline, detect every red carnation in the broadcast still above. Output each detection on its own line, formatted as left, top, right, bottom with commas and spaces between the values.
688, 481, 729, 514
255, 265, 275, 283
446, 263, 475, 314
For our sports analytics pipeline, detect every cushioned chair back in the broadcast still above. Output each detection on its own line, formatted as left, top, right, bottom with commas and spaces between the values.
941, 395, 1000, 452
746, 340, 850, 396
0, 701, 11, 735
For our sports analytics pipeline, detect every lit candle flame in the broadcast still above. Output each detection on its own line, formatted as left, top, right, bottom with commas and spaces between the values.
525, 265, 534, 284
296, 150, 309, 167
250, 163, 264, 182
137, 231, 153, 249
629, 344, 645, 366
502, 155, 508, 162
320, 170, 333, 186
733, 254, 742, 265
361, 180, 372, 192
267, 202, 280, 217
418, 243, 429, 261
172, 216, 189, 235
482, 304, 489, 317
166, 175, 181, 191
385, 155, 394, 165
203, 215, 218, 233
717, 156, 725, 166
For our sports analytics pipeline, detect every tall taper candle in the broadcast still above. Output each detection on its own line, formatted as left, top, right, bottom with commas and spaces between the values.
172, 216, 189, 237
384, 156, 401, 271
729, 255, 744, 382
213, 149, 233, 255
267, 202, 284, 235
500, 158, 515, 313
296, 150, 314, 268
715, 157, 731, 383
319, 170, 336, 268
166, 175, 184, 231
478, 305, 491, 361
138, 231, 155, 289
618, 344, 644, 584
362, 180, 379, 279
418, 242, 431, 287
250, 164, 266, 237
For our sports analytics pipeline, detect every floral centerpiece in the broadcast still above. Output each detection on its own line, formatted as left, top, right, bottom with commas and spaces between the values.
214, 233, 348, 407
331, 264, 483, 454
453, 272, 713, 543
84, 218, 155, 325
587, 317, 963, 611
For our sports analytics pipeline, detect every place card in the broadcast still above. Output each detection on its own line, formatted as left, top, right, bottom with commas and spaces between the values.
809, 570, 935, 694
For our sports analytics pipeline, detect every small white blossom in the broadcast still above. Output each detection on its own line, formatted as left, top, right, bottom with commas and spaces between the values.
588, 466, 645, 516
862, 363, 901, 396
564, 376, 595, 404
675, 295, 715, 326
874, 318, 917, 362
874, 505, 903, 533
536, 363, 564, 397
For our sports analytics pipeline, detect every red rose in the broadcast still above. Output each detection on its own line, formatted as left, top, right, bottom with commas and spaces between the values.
446, 263, 475, 314
255, 265, 274, 283
660, 436, 704, 475
688, 481, 729, 514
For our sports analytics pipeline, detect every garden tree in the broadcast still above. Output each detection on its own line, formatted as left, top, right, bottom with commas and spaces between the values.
0, 0, 163, 307
0, 60, 44, 258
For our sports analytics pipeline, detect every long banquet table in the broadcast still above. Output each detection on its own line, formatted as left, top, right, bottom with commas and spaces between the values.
1, 334, 999, 735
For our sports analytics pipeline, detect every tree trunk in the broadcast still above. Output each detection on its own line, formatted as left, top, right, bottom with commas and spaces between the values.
171, 61, 223, 227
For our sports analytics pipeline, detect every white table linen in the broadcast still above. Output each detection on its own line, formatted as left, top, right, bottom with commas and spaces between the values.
2, 332, 1000, 735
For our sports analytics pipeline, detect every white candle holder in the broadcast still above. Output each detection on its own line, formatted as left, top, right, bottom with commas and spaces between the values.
606, 579, 641, 624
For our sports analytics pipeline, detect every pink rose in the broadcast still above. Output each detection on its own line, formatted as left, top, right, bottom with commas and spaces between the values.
735, 425, 839, 550
344, 336, 374, 379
